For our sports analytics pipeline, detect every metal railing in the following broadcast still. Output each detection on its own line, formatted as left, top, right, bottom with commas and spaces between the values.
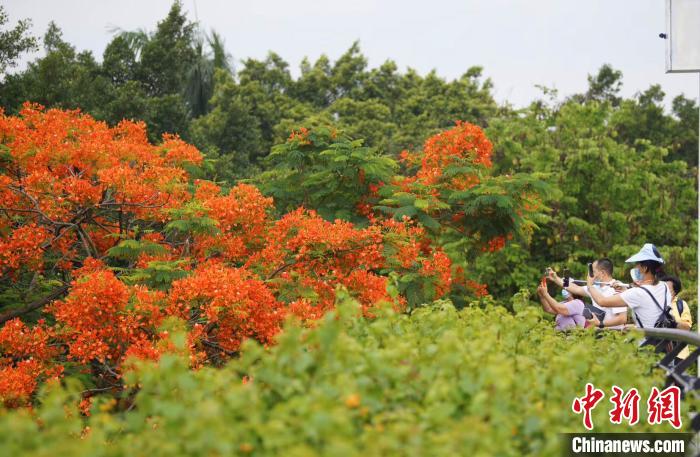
636, 328, 700, 438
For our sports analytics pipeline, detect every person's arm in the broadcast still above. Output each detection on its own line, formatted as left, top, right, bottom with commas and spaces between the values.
604, 311, 628, 327
586, 276, 628, 308
537, 284, 555, 315
587, 314, 601, 328
680, 303, 693, 330
565, 283, 588, 298
537, 283, 573, 315
544, 295, 573, 316
673, 301, 692, 330
612, 280, 631, 293
546, 269, 587, 297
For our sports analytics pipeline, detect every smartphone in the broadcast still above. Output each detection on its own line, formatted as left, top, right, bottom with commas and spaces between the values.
563, 268, 570, 287
588, 262, 594, 278
582, 308, 593, 319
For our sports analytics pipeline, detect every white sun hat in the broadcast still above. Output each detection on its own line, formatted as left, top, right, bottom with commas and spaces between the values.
625, 243, 664, 264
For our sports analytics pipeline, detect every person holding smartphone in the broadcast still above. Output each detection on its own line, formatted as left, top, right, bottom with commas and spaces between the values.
536, 282, 587, 330
547, 259, 627, 329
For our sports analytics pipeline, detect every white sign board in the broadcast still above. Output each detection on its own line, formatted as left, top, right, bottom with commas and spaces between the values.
665, 0, 700, 72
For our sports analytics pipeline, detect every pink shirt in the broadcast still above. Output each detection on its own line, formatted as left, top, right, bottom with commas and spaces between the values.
554, 299, 586, 330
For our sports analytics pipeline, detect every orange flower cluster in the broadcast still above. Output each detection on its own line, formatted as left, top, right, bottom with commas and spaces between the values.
381, 218, 426, 269
355, 181, 384, 220
288, 127, 312, 145
0, 359, 46, 407
481, 236, 506, 253
246, 208, 395, 315
49, 269, 134, 364
193, 182, 273, 262
382, 122, 496, 228
419, 250, 453, 297
379, 122, 512, 278
250, 208, 384, 275
0, 103, 201, 267
0, 319, 62, 406
341, 270, 396, 316
168, 262, 285, 354
0, 224, 50, 276
388, 122, 495, 199
419, 120, 493, 186
465, 280, 489, 298
479, 233, 514, 253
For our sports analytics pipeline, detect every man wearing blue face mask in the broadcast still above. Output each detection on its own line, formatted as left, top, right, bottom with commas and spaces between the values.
587, 243, 672, 330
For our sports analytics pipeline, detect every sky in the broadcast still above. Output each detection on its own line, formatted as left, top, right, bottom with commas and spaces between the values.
4, 0, 699, 110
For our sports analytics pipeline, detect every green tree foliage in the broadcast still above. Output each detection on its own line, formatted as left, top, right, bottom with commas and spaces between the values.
134, 2, 196, 97
189, 70, 270, 177
583, 63, 623, 105
0, 2, 230, 143
257, 127, 397, 222
483, 69, 697, 303
669, 94, 699, 167
0, 22, 109, 113
0, 6, 37, 77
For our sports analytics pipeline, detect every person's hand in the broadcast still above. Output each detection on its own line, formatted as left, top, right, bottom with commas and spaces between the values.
588, 315, 600, 328
586, 273, 594, 287
546, 267, 564, 287
537, 283, 547, 297
611, 281, 629, 293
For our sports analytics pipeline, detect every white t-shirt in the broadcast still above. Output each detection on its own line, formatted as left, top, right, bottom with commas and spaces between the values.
583, 284, 627, 329
619, 283, 673, 329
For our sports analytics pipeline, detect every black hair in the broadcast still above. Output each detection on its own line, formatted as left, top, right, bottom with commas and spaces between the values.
639, 260, 665, 285
595, 258, 614, 276
659, 274, 682, 295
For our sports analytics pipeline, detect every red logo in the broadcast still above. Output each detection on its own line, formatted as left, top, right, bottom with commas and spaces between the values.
609, 385, 640, 426
647, 386, 682, 429
572, 384, 682, 430
572, 383, 606, 430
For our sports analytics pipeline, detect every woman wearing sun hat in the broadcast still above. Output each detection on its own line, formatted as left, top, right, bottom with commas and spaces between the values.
585, 243, 672, 329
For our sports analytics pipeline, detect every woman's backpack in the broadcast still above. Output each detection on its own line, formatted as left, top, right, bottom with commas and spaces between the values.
634, 284, 678, 353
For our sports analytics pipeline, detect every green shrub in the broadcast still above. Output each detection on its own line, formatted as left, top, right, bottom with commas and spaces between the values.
0, 291, 682, 456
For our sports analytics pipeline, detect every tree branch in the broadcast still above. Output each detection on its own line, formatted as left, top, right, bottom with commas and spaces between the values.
0, 285, 70, 324
266, 262, 295, 280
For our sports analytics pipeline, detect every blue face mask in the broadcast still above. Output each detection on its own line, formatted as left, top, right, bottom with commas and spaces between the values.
630, 267, 643, 282
562, 289, 570, 299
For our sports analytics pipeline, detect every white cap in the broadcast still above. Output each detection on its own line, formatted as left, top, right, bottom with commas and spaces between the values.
625, 243, 664, 264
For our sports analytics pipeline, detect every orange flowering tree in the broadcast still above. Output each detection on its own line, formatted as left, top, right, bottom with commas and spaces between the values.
376, 121, 550, 304
251, 121, 549, 306
0, 105, 461, 406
